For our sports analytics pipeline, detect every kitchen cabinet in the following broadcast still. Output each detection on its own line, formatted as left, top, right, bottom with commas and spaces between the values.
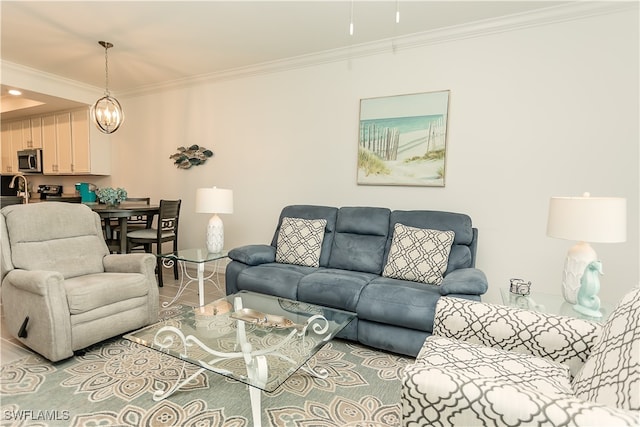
41, 108, 111, 175
42, 114, 58, 173
15, 119, 42, 149
7, 118, 43, 150
29, 118, 43, 149
1, 122, 16, 173
42, 112, 73, 174
1, 117, 45, 173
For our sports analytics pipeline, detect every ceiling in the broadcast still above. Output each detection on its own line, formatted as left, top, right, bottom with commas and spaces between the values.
1, 1, 571, 119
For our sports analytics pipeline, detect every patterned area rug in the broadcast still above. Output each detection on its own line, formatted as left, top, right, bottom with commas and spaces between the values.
1, 336, 411, 427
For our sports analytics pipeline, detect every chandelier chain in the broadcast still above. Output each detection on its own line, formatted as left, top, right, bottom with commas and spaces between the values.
103, 44, 110, 96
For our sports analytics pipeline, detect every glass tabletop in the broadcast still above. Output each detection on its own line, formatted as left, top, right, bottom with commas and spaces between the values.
124, 291, 356, 392
500, 288, 609, 323
158, 248, 228, 263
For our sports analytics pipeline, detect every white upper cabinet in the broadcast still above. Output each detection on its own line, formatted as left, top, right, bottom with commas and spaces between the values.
18, 108, 111, 176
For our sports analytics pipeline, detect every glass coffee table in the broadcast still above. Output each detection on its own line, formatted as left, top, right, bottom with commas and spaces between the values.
124, 291, 355, 427
158, 248, 228, 307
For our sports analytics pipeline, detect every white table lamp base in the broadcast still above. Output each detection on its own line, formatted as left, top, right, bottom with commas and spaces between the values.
561, 241, 597, 304
206, 214, 224, 253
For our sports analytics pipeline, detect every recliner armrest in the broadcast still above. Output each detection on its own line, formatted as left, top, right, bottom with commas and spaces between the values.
103, 253, 156, 275
2, 269, 64, 296
228, 244, 276, 266
439, 268, 488, 296
2, 269, 73, 361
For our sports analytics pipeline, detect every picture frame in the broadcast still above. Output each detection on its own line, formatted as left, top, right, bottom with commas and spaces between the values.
357, 90, 450, 187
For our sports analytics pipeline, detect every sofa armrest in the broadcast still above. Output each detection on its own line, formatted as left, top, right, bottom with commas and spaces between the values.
228, 244, 276, 266
439, 268, 488, 296
402, 362, 639, 427
433, 297, 601, 376
104, 253, 156, 276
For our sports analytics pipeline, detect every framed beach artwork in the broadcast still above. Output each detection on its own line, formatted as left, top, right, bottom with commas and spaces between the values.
357, 90, 450, 187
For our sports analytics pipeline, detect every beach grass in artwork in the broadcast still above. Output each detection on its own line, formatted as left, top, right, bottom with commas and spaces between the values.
357, 91, 450, 186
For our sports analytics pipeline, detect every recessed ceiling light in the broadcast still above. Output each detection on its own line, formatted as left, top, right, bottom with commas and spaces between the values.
8, 89, 22, 96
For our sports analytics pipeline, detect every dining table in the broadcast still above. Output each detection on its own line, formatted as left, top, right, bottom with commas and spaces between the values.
88, 202, 159, 254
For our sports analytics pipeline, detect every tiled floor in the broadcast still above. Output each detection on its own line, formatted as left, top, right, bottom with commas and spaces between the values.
0, 266, 226, 365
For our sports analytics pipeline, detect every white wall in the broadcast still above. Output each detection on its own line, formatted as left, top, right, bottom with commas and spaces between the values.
44, 7, 640, 305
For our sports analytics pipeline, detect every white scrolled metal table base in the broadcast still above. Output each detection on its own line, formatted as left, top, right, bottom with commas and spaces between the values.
151, 297, 330, 427
161, 257, 222, 308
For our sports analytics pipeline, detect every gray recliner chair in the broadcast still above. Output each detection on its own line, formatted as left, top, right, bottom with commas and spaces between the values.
1, 202, 159, 362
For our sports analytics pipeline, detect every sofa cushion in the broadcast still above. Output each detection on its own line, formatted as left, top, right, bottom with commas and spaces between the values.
236, 263, 315, 300
275, 217, 327, 267
382, 223, 454, 285
328, 207, 390, 274
65, 272, 150, 315
403, 335, 575, 426
358, 276, 441, 331
445, 245, 472, 275
298, 269, 377, 312
416, 335, 574, 393
433, 297, 601, 376
572, 286, 640, 410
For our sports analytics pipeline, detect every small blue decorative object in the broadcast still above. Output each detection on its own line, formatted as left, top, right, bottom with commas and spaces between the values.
573, 260, 603, 318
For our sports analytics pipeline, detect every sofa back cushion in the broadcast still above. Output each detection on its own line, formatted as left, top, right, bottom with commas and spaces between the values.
328, 207, 390, 274
571, 286, 640, 411
387, 210, 475, 274
271, 205, 338, 267
1, 203, 109, 279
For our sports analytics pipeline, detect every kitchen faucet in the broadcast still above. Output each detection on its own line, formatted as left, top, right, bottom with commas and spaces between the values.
9, 173, 29, 204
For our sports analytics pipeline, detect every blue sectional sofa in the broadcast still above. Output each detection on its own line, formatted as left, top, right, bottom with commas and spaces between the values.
225, 205, 488, 356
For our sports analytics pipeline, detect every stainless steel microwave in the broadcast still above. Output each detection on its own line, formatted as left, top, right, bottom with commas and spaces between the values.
17, 149, 43, 173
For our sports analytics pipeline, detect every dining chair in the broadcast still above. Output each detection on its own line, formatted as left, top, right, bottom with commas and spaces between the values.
126, 199, 181, 287
111, 197, 153, 241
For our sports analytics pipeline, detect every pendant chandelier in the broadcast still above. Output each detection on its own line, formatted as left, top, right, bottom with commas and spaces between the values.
91, 41, 124, 134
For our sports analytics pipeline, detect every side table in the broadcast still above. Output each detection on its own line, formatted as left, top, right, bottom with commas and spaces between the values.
499, 288, 610, 323
158, 248, 228, 307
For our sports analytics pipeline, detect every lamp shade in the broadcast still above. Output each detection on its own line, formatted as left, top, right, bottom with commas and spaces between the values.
546, 194, 626, 243
195, 187, 233, 214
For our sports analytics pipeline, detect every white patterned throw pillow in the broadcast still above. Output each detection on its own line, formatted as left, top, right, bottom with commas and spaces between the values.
275, 217, 327, 267
571, 286, 640, 411
382, 223, 454, 285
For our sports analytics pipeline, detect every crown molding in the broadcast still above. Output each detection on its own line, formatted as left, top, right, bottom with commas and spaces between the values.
122, 1, 637, 97
5, 1, 636, 100
2, 60, 104, 104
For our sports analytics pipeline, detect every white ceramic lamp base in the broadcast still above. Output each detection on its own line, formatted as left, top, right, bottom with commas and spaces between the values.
206, 214, 224, 254
561, 241, 597, 304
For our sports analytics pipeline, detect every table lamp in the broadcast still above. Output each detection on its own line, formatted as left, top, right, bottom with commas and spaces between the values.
546, 192, 626, 313
195, 187, 233, 253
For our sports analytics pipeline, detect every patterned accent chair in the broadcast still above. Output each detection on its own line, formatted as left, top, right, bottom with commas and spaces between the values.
402, 287, 640, 426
